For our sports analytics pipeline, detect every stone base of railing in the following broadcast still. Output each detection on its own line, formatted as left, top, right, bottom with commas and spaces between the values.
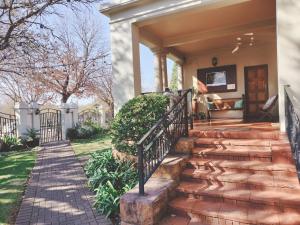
120, 151, 190, 225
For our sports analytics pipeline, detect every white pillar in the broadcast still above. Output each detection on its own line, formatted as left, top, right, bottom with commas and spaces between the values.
161, 51, 168, 90
111, 21, 141, 113
177, 63, 184, 90
30, 102, 40, 132
14, 102, 30, 137
153, 48, 163, 92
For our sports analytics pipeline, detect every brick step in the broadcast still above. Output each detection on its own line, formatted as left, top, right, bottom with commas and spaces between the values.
187, 158, 296, 172
189, 129, 279, 140
159, 214, 191, 225
192, 146, 272, 162
168, 196, 300, 225
176, 181, 300, 208
181, 168, 300, 189
194, 137, 273, 147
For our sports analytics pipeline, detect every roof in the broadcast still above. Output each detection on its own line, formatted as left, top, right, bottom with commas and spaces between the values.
100, 0, 152, 17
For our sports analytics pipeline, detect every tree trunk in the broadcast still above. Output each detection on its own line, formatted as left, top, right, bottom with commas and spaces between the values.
61, 93, 70, 103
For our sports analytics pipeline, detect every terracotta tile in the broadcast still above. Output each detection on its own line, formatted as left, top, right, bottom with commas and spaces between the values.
159, 214, 190, 225
169, 197, 197, 213
218, 202, 248, 222
192, 200, 221, 218
247, 204, 280, 224
278, 208, 300, 225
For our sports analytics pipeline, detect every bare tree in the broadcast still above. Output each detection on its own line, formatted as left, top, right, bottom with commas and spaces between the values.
36, 17, 109, 103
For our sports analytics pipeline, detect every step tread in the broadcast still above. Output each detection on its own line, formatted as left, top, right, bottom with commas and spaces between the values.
182, 168, 299, 188
169, 197, 300, 225
188, 158, 296, 172
158, 214, 190, 225
192, 146, 271, 158
176, 181, 300, 207
194, 137, 272, 146
189, 129, 280, 140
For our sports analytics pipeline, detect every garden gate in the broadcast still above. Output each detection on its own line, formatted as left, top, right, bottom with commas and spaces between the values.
0, 112, 17, 137
78, 108, 101, 125
39, 109, 63, 144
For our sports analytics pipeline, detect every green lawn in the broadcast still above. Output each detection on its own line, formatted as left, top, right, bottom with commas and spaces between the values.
71, 134, 112, 162
0, 150, 36, 225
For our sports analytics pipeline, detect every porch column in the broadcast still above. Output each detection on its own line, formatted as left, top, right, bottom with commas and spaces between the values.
153, 48, 163, 92
161, 51, 168, 90
177, 63, 184, 90
110, 21, 142, 113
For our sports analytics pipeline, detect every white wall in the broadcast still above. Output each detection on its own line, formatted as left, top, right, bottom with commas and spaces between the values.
276, 0, 300, 131
183, 42, 278, 118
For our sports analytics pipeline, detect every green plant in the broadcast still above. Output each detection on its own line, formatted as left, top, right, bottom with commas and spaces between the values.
0, 135, 22, 152
111, 94, 169, 156
21, 128, 40, 147
85, 149, 137, 219
67, 122, 106, 140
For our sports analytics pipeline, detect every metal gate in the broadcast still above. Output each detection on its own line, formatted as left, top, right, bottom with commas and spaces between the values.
40, 109, 62, 145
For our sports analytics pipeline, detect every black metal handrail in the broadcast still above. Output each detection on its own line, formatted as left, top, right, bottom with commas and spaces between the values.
0, 112, 17, 137
137, 89, 193, 195
284, 85, 300, 179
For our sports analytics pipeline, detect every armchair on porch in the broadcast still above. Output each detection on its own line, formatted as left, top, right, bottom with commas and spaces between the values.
258, 95, 278, 121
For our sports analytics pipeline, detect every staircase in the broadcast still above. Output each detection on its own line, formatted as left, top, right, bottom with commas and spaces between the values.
160, 120, 300, 225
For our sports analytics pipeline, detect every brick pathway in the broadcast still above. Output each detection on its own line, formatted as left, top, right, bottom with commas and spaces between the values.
15, 143, 112, 225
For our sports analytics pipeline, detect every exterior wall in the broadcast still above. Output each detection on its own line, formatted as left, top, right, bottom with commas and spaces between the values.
183, 42, 278, 119
276, 0, 300, 131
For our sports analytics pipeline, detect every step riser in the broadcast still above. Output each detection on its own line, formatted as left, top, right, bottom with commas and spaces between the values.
175, 190, 300, 209
181, 176, 299, 189
168, 206, 250, 225
189, 130, 279, 140
191, 154, 272, 162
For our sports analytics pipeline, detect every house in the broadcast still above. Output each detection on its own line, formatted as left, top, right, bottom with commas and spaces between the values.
101, 1, 300, 225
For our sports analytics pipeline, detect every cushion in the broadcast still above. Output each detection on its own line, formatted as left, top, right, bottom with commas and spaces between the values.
223, 102, 232, 110
207, 102, 215, 110
213, 100, 223, 110
234, 99, 244, 109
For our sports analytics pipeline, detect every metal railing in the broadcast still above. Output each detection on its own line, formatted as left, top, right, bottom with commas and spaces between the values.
284, 85, 300, 179
137, 89, 193, 195
0, 112, 17, 137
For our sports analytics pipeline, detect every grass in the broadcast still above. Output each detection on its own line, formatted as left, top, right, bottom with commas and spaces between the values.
71, 133, 112, 162
0, 150, 36, 225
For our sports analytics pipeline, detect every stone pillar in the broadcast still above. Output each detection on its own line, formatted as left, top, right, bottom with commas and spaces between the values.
153, 48, 163, 92
110, 21, 142, 113
161, 51, 168, 90
30, 102, 40, 132
59, 103, 78, 140
14, 102, 30, 137
177, 63, 184, 90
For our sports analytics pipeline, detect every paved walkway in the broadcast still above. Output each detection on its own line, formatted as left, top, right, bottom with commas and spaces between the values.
15, 144, 112, 225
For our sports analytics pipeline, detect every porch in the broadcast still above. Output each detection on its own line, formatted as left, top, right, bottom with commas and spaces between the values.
103, 0, 279, 125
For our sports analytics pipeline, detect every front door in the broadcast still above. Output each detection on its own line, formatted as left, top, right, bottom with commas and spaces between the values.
244, 65, 268, 119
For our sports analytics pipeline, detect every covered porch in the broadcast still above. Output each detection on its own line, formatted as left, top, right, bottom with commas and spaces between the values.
103, 0, 279, 124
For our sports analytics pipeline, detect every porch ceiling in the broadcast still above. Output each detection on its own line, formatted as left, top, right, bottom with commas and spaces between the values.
138, 0, 276, 56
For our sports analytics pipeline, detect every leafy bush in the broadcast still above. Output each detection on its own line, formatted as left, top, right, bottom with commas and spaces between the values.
85, 149, 137, 219
67, 121, 106, 140
111, 94, 169, 156
0, 135, 22, 152
20, 128, 40, 147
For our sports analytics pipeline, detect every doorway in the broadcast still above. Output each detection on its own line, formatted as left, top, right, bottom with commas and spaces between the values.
244, 65, 269, 120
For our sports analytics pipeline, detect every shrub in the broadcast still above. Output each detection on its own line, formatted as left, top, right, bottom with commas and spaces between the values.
20, 128, 40, 147
0, 135, 22, 152
85, 149, 137, 219
111, 94, 169, 156
66, 121, 106, 140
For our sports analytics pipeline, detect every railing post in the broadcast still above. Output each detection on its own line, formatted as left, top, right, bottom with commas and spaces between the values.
190, 89, 193, 130
184, 94, 189, 136
137, 143, 145, 195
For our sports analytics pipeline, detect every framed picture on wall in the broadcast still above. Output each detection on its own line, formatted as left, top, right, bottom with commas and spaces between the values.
197, 65, 237, 93
206, 71, 227, 87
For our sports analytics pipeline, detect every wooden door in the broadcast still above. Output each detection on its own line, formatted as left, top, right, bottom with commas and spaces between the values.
244, 65, 268, 119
